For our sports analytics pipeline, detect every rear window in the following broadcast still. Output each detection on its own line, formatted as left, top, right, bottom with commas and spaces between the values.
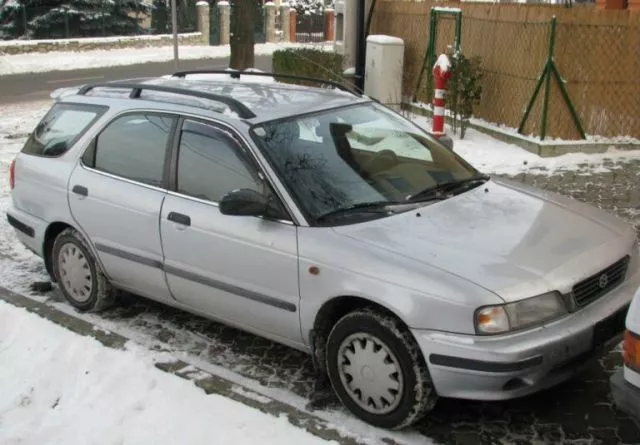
21, 103, 106, 157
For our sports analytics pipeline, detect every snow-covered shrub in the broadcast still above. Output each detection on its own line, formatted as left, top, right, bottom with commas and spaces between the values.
447, 51, 483, 139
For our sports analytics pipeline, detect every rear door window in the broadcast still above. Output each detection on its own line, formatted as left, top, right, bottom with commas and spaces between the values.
86, 113, 177, 188
22, 103, 106, 157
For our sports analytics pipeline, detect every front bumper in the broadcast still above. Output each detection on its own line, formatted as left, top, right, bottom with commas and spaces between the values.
610, 368, 640, 425
412, 266, 640, 401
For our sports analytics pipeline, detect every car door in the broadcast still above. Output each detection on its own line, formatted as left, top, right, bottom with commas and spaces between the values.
68, 112, 177, 303
159, 118, 302, 344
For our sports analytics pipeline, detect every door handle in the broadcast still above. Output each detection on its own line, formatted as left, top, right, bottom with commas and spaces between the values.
167, 212, 191, 226
72, 185, 88, 197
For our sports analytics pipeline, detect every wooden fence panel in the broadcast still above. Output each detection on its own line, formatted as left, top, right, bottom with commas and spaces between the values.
371, 0, 640, 139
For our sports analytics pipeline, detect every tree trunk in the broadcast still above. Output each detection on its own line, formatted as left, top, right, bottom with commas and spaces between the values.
229, 0, 256, 70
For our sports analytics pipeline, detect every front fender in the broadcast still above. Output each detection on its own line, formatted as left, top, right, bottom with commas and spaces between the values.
297, 226, 503, 344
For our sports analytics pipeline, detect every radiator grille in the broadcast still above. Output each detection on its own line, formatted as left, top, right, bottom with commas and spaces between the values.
572, 256, 630, 307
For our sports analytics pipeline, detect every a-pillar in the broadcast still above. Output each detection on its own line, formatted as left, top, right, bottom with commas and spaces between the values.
196, 1, 210, 45
218, 1, 231, 45
264, 1, 277, 43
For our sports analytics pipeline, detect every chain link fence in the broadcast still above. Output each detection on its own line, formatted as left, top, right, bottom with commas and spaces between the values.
371, 1, 640, 140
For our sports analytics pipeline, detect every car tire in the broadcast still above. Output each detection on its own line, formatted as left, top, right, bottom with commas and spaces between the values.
52, 228, 116, 312
325, 308, 437, 430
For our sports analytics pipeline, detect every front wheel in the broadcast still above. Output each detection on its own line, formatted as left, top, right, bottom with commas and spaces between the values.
325, 308, 437, 429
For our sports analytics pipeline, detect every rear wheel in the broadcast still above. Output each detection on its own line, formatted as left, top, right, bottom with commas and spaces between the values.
325, 308, 437, 429
52, 228, 116, 312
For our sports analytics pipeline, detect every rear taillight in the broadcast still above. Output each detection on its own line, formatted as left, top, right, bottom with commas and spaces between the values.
623, 330, 640, 372
9, 158, 15, 190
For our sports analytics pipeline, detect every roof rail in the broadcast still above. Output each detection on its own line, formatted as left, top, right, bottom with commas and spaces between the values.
170, 70, 362, 96
77, 81, 257, 119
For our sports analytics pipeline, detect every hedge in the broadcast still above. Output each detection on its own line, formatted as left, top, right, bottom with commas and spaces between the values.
272, 48, 345, 87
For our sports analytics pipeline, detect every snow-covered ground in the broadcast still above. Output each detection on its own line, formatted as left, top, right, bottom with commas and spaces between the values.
407, 114, 640, 176
0, 41, 333, 76
0, 300, 336, 445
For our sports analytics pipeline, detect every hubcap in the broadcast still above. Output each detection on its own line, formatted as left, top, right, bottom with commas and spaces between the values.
58, 243, 93, 303
337, 333, 404, 415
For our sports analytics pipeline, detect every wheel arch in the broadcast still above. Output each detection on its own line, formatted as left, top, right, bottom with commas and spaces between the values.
43, 221, 106, 282
309, 295, 417, 377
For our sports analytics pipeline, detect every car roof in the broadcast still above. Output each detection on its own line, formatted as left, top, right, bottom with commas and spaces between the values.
57, 75, 372, 126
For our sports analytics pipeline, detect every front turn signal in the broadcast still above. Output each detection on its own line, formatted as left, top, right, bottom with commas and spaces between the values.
623, 330, 640, 372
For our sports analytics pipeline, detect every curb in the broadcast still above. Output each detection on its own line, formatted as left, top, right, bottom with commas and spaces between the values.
0, 287, 367, 445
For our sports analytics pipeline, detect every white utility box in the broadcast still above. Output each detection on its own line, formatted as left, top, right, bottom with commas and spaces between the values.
364, 35, 405, 108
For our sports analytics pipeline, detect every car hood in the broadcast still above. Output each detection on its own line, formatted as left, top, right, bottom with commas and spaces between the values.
333, 178, 635, 302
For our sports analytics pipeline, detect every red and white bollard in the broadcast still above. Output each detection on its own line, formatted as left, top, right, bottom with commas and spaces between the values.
431, 54, 453, 139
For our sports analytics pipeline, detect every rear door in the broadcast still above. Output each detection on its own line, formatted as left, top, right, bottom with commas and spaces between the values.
68, 112, 177, 303
159, 119, 302, 344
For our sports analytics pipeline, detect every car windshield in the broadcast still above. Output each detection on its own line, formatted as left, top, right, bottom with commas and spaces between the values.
251, 103, 481, 224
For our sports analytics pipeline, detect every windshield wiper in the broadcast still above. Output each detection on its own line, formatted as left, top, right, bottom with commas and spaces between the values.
407, 174, 490, 202
315, 201, 402, 223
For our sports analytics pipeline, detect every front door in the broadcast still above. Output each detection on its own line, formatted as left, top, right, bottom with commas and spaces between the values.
69, 112, 177, 303
159, 119, 302, 344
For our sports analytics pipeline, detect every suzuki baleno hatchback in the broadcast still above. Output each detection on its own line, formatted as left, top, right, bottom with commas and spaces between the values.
7, 72, 640, 429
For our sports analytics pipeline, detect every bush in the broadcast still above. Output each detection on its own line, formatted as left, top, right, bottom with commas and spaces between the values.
272, 48, 345, 87
447, 51, 483, 139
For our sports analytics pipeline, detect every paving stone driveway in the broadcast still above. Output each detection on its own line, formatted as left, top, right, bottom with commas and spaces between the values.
37, 159, 640, 445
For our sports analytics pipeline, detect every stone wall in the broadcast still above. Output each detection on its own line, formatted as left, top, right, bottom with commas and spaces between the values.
0, 33, 203, 56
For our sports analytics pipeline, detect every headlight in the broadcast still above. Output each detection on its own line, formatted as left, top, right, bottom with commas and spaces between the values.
475, 292, 567, 335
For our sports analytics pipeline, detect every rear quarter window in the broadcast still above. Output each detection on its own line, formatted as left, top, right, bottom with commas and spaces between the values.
21, 103, 107, 157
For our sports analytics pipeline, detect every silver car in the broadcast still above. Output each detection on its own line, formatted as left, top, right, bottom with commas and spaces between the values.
7, 72, 640, 429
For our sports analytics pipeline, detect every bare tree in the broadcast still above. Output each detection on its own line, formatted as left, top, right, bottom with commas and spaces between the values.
229, 0, 257, 70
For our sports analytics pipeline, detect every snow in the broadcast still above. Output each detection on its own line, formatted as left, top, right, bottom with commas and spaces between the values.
0, 42, 334, 76
409, 114, 640, 176
196, 1, 209, 6
0, 301, 336, 445
217, 0, 230, 6
412, 101, 640, 146
434, 54, 451, 73
0, 32, 202, 47
366, 35, 404, 46
432, 6, 462, 12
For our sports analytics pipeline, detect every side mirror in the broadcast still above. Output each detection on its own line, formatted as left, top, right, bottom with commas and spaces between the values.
219, 189, 268, 217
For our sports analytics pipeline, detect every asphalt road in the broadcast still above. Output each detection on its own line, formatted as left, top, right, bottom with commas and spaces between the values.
0, 55, 273, 105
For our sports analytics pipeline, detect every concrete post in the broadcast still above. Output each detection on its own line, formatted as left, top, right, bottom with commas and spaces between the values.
264, 1, 277, 43
218, 1, 231, 46
289, 9, 297, 43
324, 8, 335, 42
196, 1, 210, 45
279, 5, 290, 43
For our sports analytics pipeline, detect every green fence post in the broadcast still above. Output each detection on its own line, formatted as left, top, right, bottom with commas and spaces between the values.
551, 63, 587, 139
540, 16, 557, 140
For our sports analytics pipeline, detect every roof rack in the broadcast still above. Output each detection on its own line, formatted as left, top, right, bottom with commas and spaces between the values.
77, 81, 257, 119
170, 70, 362, 97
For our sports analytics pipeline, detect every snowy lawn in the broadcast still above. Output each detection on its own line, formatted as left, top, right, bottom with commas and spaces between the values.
0, 300, 336, 445
409, 114, 640, 176
0, 41, 333, 76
